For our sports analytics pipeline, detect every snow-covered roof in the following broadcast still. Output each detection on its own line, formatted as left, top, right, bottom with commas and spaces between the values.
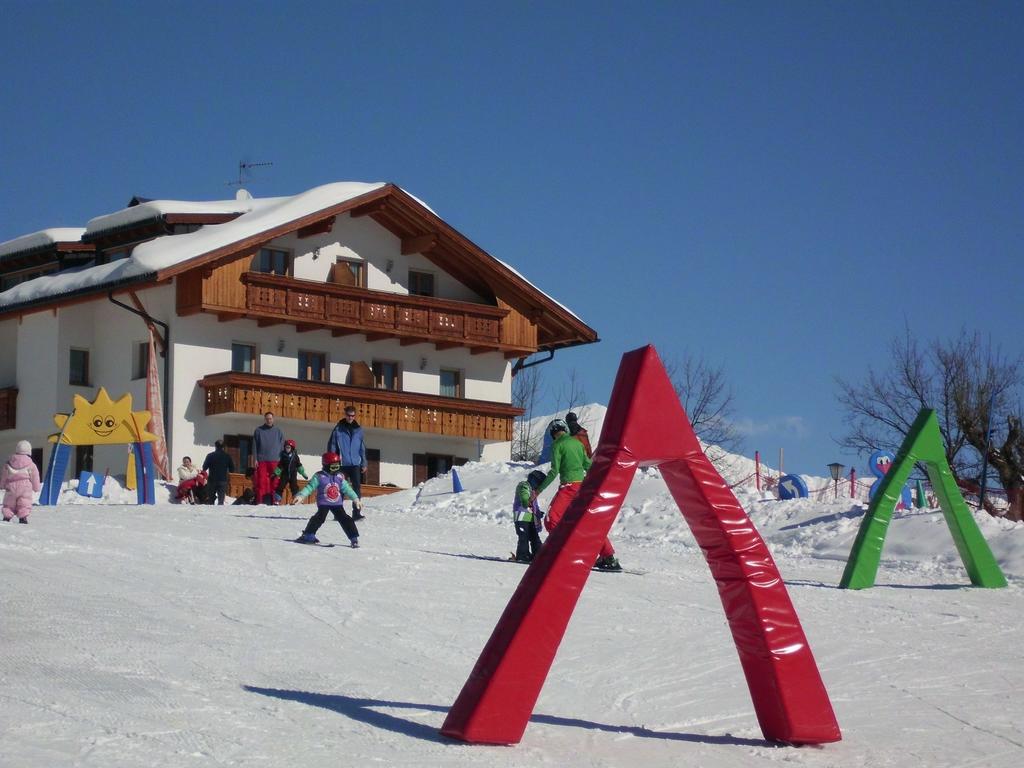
0, 228, 86, 259
84, 197, 258, 238
0, 182, 386, 311
130, 182, 384, 273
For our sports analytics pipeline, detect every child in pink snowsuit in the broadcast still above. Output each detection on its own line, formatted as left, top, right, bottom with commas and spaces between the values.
2, 440, 40, 523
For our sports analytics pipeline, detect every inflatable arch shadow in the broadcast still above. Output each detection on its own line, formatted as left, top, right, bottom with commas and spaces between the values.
440, 345, 841, 746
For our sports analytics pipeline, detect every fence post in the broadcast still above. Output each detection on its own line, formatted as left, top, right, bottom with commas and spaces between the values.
850, 467, 856, 498
755, 451, 761, 491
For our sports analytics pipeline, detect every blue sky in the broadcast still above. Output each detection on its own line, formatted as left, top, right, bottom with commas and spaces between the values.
2, 1, 1021, 476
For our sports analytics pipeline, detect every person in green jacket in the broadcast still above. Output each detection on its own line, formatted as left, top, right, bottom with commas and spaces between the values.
535, 418, 621, 571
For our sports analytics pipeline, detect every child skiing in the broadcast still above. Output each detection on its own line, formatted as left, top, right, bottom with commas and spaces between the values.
511, 469, 546, 563
292, 451, 363, 547
272, 439, 308, 503
2, 440, 40, 523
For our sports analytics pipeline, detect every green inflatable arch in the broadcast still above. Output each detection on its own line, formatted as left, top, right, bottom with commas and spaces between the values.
840, 408, 1007, 590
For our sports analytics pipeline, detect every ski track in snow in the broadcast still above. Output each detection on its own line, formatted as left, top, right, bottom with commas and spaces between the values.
0, 462, 1022, 767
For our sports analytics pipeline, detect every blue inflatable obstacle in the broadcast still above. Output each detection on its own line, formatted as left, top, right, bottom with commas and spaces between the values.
778, 474, 809, 500
40, 442, 72, 504
452, 468, 464, 493
868, 449, 913, 510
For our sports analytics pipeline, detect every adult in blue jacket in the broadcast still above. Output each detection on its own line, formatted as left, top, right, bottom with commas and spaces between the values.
327, 405, 368, 519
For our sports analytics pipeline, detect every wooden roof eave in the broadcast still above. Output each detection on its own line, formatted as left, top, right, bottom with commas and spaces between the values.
367, 187, 598, 348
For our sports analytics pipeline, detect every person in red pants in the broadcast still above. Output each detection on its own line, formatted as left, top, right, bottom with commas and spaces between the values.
535, 418, 621, 571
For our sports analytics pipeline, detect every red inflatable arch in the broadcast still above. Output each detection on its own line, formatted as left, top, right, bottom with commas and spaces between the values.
440, 345, 840, 746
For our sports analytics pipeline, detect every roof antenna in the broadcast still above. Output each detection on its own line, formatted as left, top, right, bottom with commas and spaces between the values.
227, 160, 273, 188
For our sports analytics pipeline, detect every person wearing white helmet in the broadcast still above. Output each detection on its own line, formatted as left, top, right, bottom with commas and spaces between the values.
2, 440, 40, 523
535, 419, 621, 571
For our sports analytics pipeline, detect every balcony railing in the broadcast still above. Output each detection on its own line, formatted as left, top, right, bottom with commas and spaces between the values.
0, 387, 16, 431
199, 371, 521, 442
240, 272, 526, 354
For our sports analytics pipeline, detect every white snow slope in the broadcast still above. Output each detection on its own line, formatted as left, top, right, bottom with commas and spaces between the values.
1, 456, 1022, 767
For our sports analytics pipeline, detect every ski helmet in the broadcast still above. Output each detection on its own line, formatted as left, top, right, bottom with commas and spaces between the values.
565, 412, 578, 423
321, 451, 341, 470
548, 418, 568, 437
527, 469, 546, 489
284, 439, 296, 450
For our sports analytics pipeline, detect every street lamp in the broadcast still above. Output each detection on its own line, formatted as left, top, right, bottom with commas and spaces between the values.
827, 462, 845, 500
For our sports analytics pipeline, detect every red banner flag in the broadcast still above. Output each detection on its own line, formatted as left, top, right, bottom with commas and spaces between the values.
146, 327, 171, 481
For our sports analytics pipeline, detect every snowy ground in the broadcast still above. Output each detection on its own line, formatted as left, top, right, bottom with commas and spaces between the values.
1, 460, 1022, 768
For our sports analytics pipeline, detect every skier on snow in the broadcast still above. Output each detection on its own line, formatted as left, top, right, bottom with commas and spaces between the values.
292, 452, 363, 548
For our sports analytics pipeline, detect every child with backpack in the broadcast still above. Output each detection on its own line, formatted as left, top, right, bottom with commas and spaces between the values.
510, 469, 546, 563
292, 452, 363, 547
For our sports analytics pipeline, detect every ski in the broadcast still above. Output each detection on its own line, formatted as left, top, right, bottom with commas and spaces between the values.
288, 538, 336, 548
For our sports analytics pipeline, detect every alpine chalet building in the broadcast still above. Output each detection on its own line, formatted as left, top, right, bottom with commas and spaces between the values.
0, 182, 597, 495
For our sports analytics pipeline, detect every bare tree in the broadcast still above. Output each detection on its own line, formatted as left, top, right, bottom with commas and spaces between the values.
511, 363, 545, 461
553, 367, 587, 414
836, 329, 1024, 520
664, 354, 742, 454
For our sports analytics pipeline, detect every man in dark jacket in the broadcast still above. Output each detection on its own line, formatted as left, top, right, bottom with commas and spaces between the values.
327, 405, 368, 520
202, 440, 236, 505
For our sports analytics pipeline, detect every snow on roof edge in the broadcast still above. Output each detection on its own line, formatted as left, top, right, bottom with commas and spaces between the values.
0, 228, 87, 259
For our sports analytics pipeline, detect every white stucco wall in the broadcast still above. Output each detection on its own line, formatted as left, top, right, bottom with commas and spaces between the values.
263, 214, 487, 304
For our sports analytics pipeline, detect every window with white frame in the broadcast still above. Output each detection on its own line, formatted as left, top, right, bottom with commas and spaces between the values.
408, 270, 435, 297
372, 360, 400, 391
257, 247, 291, 276
298, 350, 327, 381
332, 258, 365, 287
69, 348, 90, 386
440, 368, 462, 398
232, 343, 257, 373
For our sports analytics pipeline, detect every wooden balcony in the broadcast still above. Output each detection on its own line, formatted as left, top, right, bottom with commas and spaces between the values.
199, 371, 522, 442
0, 387, 16, 431
231, 272, 530, 355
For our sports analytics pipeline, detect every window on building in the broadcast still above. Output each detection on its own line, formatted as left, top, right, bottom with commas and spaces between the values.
75, 444, 94, 476
257, 247, 291, 276
224, 434, 254, 471
332, 258, 365, 287
408, 270, 435, 297
298, 350, 327, 381
231, 343, 257, 373
106, 248, 130, 262
440, 369, 462, 398
171, 223, 202, 235
132, 341, 150, 380
372, 360, 399, 391
413, 453, 466, 485
69, 348, 90, 386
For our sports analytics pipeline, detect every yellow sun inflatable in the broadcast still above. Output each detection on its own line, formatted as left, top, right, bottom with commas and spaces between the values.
49, 388, 159, 445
